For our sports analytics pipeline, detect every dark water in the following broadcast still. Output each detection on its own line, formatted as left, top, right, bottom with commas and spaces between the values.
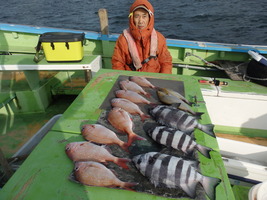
1, 0, 267, 45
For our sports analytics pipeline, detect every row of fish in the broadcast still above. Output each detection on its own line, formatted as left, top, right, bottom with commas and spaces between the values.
113, 76, 220, 199
64, 77, 156, 190
65, 75, 220, 199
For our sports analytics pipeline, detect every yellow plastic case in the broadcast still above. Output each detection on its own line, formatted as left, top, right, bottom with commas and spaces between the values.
39, 32, 85, 62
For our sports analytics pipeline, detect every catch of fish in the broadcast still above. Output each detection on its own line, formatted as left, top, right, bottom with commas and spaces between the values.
65, 75, 221, 199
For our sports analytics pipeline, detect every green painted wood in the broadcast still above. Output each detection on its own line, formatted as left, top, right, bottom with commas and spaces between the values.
215, 125, 267, 138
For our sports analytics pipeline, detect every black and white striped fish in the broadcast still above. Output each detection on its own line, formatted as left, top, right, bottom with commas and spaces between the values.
132, 152, 221, 200
149, 105, 215, 137
146, 125, 212, 158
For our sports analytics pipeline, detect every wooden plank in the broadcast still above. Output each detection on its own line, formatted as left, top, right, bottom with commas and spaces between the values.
98, 9, 109, 35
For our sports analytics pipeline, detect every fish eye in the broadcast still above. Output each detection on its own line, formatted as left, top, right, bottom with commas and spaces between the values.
74, 166, 79, 171
137, 159, 142, 165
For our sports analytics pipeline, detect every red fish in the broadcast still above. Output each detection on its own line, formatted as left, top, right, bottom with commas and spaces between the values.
107, 107, 146, 146
65, 142, 130, 169
120, 80, 150, 98
115, 90, 154, 105
81, 124, 128, 152
111, 98, 150, 122
74, 161, 137, 190
129, 76, 156, 89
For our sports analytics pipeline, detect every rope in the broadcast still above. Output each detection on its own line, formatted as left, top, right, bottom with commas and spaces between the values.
185, 52, 225, 70
185, 52, 267, 82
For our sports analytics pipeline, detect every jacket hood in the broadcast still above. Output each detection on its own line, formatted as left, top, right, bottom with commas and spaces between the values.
128, 0, 154, 41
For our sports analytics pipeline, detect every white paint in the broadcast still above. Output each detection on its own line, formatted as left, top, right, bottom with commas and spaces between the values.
217, 137, 267, 182
201, 90, 267, 130
0, 55, 102, 72
217, 137, 267, 165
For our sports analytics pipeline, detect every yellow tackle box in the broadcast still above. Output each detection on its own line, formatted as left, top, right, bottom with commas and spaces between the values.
35, 32, 85, 62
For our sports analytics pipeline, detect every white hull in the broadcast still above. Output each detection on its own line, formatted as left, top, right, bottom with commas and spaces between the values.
217, 137, 267, 184
202, 87, 267, 131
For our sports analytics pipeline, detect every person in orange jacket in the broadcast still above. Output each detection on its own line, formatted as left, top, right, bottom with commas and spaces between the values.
112, 0, 173, 74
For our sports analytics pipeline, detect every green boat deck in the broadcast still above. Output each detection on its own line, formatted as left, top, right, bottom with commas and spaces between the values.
0, 69, 235, 200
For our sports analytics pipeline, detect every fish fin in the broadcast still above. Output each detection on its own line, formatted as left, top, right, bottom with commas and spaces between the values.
120, 142, 129, 152
196, 144, 213, 159
115, 158, 131, 170
144, 92, 151, 99
170, 103, 181, 108
122, 182, 138, 191
199, 124, 216, 138
185, 160, 199, 169
103, 145, 113, 153
194, 112, 204, 120
200, 175, 221, 200
140, 114, 150, 122
149, 102, 160, 106
127, 134, 147, 146
180, 181, 197, 198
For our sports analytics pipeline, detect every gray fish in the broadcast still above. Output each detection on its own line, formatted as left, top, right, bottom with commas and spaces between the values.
149, 105, 215, 137
146, 125, 212, 158
158, 87, 193, 106
157, 90, 203, 119
132, 152, 220, 200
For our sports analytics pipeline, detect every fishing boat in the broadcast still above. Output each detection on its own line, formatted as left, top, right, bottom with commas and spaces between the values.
0, 10, 267, 199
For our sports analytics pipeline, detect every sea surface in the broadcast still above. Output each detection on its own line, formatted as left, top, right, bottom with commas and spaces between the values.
1, 0, 267, 45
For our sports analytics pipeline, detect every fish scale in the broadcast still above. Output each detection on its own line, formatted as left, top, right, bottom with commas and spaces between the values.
150, 105, 215, 137
132, 152, 221, 200
146, 125, 212, 158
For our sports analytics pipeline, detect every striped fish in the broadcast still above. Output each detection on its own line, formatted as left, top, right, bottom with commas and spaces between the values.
132, 152, 221, 200
146, 125, 212, 158
149, 105, 215, 137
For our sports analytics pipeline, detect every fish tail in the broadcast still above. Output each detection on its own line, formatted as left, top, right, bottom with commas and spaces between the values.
121, 182, 138, 191
115, 158, 131, 169
201, 175, 221, 200
196, 144, 212, 159
194, 112, 204, 120
120, 142, 129, 152
127, 134, 147, 146
149, 102, 159, 106
145, 92, 151, 99
199, 124, 216, 138
140, 113, 150, 122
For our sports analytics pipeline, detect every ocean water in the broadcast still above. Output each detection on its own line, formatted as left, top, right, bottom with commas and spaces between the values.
1, 0, 267, 45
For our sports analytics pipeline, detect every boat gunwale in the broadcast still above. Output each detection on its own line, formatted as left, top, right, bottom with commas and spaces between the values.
1, 23, 267, 54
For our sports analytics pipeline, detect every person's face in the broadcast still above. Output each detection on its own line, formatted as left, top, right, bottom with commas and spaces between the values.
133, 8, 149, 30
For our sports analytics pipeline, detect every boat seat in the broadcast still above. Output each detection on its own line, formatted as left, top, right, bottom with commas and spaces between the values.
0, 54, 102, 71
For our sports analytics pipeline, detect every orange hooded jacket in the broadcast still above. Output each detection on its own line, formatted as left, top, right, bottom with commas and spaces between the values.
111, 0, 173, 74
